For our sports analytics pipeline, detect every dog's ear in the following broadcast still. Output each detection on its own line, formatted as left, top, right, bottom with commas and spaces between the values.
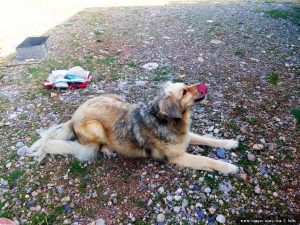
159, 95, 183, 119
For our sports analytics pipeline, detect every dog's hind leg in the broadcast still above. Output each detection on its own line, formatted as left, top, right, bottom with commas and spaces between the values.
73, 120, 108, 145
169, 153, 239, 175
189, 132, 238, 150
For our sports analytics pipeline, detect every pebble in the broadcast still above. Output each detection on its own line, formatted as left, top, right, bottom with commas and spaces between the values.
158, 186, 164, 194
216, 148, 226, 159
216, 214, 226, 224
135, 81, 147, 86
197, 210, 206, 221
175, 188, 183, 194
218, 181, 233, 193
63, 219, 70, 224
63, 205, 71, 214
210, 39, 223, 45
208, 207, 216, 214
61, 196, 71, 202
182, 198, 189, 208
247, 153, 256, 161
213, 128, 220, 134
16, 142, 25, 148
26, 200, 35, 207
174, 195, 182, 201
31, 191, 38, 197
174, 206, 181, 213
259, 166, 268, 174
17, 146, 28, 156
198, 57, 205, 63
207, 20, 214, 23
204, 187, 211, 193
166, 196, 173, 201
253, 144, 264, 150
156, 213, 165, 223
56, 186, 64, 194
147, 199, 153, 206
273, 192, 279, 197
250, 58, 260, 62
192, 184, 201, 191
92, 191, 98, 198
6, 162, 12, 168
254, 185, 261, 194
142, 62, 158, 70
96, 219, 105, 225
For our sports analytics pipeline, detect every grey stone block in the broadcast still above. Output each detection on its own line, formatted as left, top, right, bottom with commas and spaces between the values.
16, 36, 48, 60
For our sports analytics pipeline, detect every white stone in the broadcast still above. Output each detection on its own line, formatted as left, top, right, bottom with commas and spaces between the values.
253, 144, 264, 150
61, 196, 71, 202
216, 214, 226, 224
207, 20, 214, 23
208, 207, 216, 214
175, 188, 183, 194
198, 57, 204, 63
158, 186, 165, 194
174, 195, 182, 201
210, 39, 223, 45
96, 219, 105, 225
156, 213, 165, 223
174, 206, 181, 213
254, 185, 261, 194
204, 187, 211, 193
142, 62, 159, 70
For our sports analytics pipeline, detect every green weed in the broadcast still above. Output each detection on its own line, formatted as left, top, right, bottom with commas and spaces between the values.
266, 7, 300, 26
267, 72, 280, 85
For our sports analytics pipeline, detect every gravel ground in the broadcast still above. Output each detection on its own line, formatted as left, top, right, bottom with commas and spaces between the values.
0, 0, 299, 224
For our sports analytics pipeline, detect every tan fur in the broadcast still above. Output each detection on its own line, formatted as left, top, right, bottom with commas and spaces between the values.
28, 82, 239, 175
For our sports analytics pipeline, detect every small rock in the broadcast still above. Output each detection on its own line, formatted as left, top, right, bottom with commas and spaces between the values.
5, 162, 11, 168
135, 81, 147, 86
198, 57, 205, 63
216, 214, 226, 224
142, 62, 158, 70
175, 188, 182, 194
174, 195, 182, 201
208, 207, 216, 214
250, 58, 260, 62
204, 187, 211, 193
16, 142, 25, 148
31, 191, 38, 197
156, 213, 165, 223
158, 186, 164, 194
26, 200, 35, 207
259, 166, 268, 174
218, 181, 233, 193
216, 148, 226, 159
17, 146, 28, 156
50, 92, 58, 98
247, 153, 256, 161
192, 184, 201, 191
174, 206, 181, 213
210, 39, 223, 45
96, 219, 105, 225
92, 191, 98, 199
112, 198, 117, 204
273, 192, 279, 197
63, 219, 70, 224
56, 186, 63, 194
147, 199, 153, 206
182, 199, 189, 208
213, 128, 220, 134
207, 20, 214, 23
197, 209, 206, 221
186, 28, 195, 33
61, 196, 71, 202
254, 185, 261, 194
166, 196, 173, 202
63, 205, 71, 214
253, 144, 264, 150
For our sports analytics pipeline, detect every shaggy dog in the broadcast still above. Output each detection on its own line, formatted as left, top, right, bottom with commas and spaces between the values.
28, 82, 239, 174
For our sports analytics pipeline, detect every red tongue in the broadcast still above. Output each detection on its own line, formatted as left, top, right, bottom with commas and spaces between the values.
197, 83, 208, 95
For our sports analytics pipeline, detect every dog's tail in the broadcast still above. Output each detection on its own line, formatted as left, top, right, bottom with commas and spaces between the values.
27, 120, 98, 162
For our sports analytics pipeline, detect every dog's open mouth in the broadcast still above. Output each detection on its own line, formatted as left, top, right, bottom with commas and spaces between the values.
194, 95, 206, 103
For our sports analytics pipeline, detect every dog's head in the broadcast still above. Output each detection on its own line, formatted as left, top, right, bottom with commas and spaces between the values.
158, 82, 208, 119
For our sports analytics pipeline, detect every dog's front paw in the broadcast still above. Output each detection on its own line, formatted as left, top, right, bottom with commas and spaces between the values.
225, 140, 239, 150
223, 163, 240, 175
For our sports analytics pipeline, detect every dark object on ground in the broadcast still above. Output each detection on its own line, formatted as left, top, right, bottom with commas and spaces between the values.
16, 36, 48, 60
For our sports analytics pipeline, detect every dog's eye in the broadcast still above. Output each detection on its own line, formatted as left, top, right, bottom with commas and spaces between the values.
182, 89, 187, 96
